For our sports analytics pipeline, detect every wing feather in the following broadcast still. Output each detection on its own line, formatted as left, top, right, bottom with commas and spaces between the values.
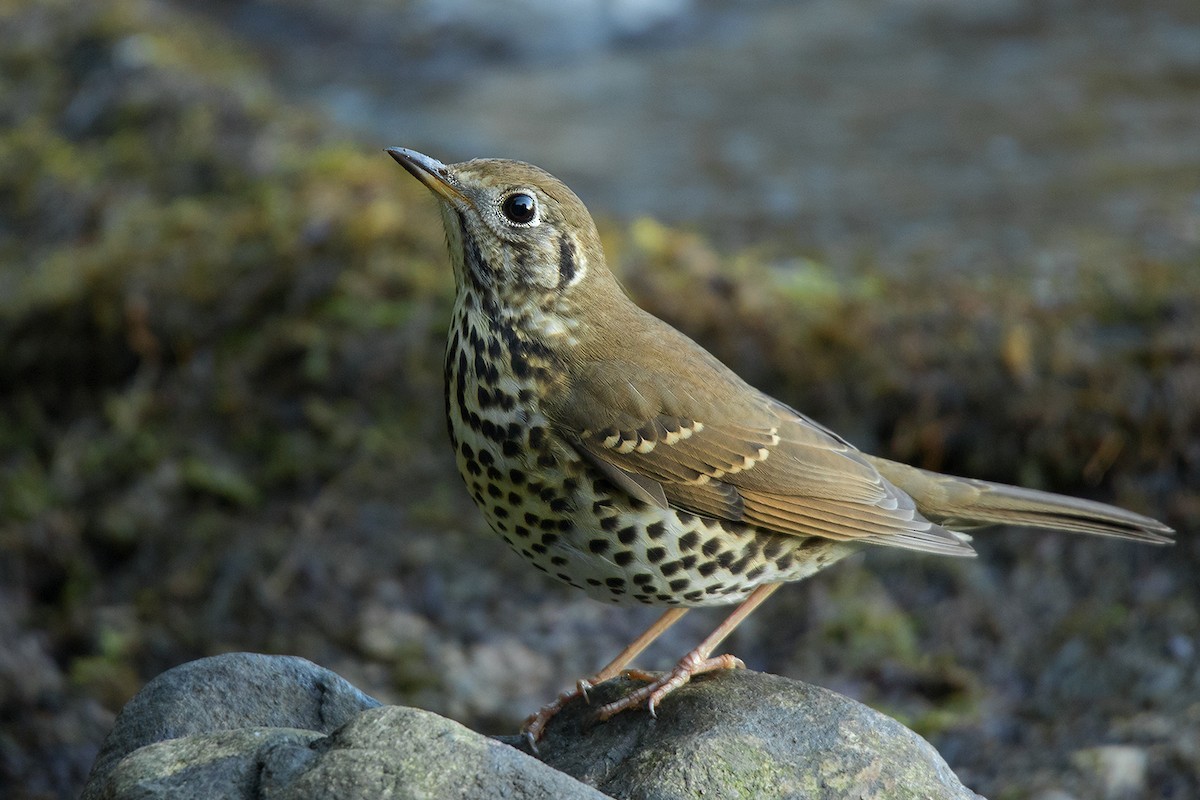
545, 358, 976, 557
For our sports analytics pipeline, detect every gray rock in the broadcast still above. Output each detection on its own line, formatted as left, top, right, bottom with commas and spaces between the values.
265, 705, 608, 800
507, 670, 984, 800
84, 654, 983, 800
82, 653, 606, 800
91, 727, 325, 800
83, 652, 381, 799
92, 707, 607, 800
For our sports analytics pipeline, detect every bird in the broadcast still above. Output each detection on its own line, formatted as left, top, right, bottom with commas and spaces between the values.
385, 146, 1174, 744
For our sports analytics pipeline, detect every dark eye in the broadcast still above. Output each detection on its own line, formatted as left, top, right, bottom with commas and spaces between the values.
501, 192, 537, 224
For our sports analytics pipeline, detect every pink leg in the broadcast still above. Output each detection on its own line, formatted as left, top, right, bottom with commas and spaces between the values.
595, 583, 782, 721
521, 606, 689, 746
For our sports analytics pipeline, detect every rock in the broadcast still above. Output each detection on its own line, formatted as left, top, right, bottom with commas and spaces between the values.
267, 705, 608, 800
82, 652, 606, 800
90, 727, 325, 800
83, 652, 382, 799
506, 669, 984, 800
84, 653, 983, 800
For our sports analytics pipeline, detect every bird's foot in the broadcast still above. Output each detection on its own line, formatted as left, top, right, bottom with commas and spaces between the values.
595, 650, 745, 721
520, 677, 596, 750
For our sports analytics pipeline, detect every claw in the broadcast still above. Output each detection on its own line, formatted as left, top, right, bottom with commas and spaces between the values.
518, 589, 777, 745
593, 651, 744, 721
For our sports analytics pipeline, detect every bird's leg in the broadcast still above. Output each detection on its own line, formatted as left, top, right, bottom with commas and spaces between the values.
521, 606, 689, 747
595, 583, 782, 721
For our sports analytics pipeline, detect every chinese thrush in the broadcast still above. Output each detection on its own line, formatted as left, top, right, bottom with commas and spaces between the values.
386, 147, 1173, 744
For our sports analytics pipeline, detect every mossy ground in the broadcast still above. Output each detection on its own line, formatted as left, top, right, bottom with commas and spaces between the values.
1, 2, 1197, 799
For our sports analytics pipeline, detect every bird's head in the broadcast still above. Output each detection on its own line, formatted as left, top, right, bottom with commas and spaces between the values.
388, 148, 622, 337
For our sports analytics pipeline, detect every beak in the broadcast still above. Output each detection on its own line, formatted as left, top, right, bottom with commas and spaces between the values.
386, 147, 469, 204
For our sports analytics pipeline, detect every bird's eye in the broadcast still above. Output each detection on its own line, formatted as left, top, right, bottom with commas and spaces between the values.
500, 192, 538, 225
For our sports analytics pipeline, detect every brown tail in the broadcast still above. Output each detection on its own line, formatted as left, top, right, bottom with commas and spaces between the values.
866, 457, 1174, 545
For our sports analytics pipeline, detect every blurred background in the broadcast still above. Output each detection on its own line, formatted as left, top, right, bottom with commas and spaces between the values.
2, 0, 1198, 798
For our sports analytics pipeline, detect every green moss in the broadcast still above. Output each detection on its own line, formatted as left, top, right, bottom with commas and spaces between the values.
180, 455, 260, 508
0, 455, 57, 520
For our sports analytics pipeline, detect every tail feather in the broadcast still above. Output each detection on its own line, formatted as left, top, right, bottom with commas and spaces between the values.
866, 457, 1174, 545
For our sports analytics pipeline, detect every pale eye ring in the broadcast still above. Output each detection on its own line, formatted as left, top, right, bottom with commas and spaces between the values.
500, 192, 538, 225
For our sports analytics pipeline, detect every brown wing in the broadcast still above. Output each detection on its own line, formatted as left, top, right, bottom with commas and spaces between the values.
544, 356, 974, 557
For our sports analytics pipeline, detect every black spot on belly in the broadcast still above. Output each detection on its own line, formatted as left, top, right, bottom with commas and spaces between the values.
528, 427, 547, 449
679, 531, 700, 551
